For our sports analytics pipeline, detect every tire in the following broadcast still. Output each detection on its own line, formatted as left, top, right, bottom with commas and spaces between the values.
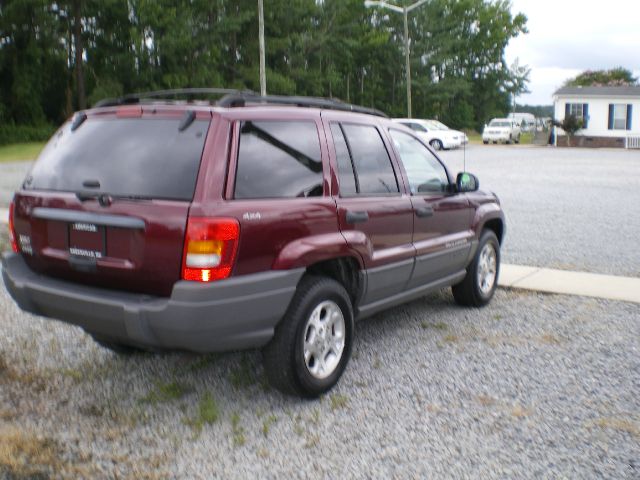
452, 230, 500, 307
482, 140, 489, 144
429, 139, 443, 151
92, 335, 142, 354
515, 134, 520, 144
263, 275, 354, 398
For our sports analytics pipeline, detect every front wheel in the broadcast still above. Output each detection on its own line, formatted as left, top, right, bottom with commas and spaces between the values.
430, 139, 443, 151
263, 276, 354, 397
452, 230, 500, 307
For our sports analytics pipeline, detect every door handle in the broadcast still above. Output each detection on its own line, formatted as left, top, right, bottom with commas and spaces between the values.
345, 210, 369, 224
415, 206, 434, 218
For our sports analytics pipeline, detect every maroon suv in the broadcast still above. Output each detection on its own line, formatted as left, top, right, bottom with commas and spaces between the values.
2, 90, 505, 397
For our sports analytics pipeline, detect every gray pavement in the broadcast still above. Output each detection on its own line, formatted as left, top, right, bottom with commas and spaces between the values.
440, 145, 640, 277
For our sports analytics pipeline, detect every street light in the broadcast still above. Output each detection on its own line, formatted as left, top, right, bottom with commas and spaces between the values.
364, 0, 429, 118
258, 0, 266, 96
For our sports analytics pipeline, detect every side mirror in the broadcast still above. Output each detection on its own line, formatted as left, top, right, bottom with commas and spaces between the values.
456, 172, 479, 192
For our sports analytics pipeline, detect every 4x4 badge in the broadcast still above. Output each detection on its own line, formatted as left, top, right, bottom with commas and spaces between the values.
242, 212, 262, 221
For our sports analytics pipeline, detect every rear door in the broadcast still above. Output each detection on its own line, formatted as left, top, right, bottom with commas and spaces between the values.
11, 109, 212, 296
322, 113, 414, 305
387, 128, 473, 289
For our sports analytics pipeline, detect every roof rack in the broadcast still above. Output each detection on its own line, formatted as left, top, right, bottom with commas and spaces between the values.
94, 88, 388, 118
217, 93, 388, 118
93, 88, 256, 108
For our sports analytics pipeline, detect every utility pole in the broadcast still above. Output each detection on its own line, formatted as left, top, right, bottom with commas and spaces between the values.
258, 0, 266, 96
403, 7, 411, 118
364, 0, 429, 118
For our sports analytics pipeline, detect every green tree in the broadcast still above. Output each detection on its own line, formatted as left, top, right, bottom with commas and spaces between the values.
564, 68, 638, 87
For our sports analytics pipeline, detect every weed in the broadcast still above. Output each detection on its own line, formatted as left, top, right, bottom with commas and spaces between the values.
330, 394, 349, 411
372, 357, 382, 369
476, 395, 496, 407
421, 321, 448, 330
304, 434, 320, 448
184, 353, 220, 373
262, 414, 277, 437
230, 355, 256, 389
60, 368, 84, 383
140, 381, 192, 404
443, 334, 459, 343
593, 417, 639, 437
493, 314, 503, 321
231, 412, 246, 446
511, 404, 532, 418
539, 333, 561, 345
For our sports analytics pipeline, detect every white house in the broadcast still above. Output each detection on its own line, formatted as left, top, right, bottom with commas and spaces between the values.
552, 86, 640, 148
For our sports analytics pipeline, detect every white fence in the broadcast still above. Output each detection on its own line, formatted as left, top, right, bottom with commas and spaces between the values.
626, 136, 640, 149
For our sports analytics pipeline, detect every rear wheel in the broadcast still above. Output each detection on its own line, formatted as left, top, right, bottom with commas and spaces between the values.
482, 140, 489, 144
263, 275, 354, 397
515, 134, 521, 144
452, 230, 500, 307
430, 139, 443, 151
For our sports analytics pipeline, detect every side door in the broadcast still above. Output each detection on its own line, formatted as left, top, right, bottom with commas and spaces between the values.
322, 113, 414, 305
387, 128, 474, 289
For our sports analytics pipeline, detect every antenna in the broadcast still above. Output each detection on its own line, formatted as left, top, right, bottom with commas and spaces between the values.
463, 133, 466, 172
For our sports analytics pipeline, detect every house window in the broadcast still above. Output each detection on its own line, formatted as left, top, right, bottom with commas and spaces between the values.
565, 103, 589, 128
609, 104, 631, 130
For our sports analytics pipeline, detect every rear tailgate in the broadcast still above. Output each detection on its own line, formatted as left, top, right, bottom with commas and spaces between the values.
11, 111, 212, 297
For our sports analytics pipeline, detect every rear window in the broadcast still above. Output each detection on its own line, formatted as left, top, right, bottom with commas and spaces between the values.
25, 117, 210, 201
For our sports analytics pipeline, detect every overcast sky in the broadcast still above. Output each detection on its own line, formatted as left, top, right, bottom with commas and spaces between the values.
504, 0, 640, 105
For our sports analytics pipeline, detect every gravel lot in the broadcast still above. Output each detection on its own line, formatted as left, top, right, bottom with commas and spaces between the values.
439, 145, 640, 276
1, 274, 639, 478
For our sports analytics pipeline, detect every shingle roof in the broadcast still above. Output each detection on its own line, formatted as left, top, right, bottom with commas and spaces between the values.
554, 85, 640, 97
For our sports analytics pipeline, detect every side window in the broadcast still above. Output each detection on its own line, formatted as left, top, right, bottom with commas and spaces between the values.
389, 129, 449, 195
340, 124, 399, 195
330, 124, 357, 195
234, 121, 323, 199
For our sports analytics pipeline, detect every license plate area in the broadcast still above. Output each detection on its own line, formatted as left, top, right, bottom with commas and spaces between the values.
68, 222, 105, 260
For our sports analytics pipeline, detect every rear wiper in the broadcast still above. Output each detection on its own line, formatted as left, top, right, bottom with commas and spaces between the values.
76, 191, 112, 207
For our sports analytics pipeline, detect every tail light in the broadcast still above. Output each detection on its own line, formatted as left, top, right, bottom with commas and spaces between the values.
8, 200, 18, 253
181, 217, 239, 282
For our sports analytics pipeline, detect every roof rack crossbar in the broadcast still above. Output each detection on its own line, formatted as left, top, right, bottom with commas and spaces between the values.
217, 93, 388, 118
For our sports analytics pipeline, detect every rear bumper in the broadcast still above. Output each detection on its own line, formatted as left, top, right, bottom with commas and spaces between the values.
1, 252, 303, 353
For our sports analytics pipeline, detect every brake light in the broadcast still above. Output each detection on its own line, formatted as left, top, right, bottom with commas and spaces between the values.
181, 217, 239, 282
8, 200, 18, 253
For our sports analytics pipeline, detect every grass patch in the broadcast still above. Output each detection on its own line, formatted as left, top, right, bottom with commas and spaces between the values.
329, 393, 349, 411
0, 142, 45, 163
185, 392, 220, 435
140, 381, 192, 404
0, 427, 65, 478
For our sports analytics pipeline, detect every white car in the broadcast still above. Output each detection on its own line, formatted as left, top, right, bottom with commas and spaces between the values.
392, 118, 462, 150
424, 119, 469, 145
482, 118, 521, 144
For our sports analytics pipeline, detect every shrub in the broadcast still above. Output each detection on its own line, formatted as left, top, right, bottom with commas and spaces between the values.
0, 124, 57, 146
